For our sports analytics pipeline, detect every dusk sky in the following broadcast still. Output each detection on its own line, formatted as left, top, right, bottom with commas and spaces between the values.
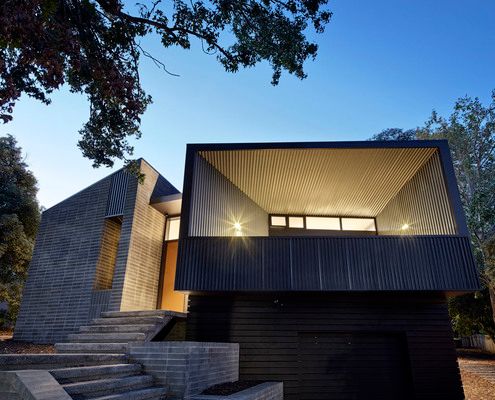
2, 0, 494, 208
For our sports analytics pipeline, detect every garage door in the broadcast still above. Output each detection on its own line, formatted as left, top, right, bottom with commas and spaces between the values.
298, 332, 413, 399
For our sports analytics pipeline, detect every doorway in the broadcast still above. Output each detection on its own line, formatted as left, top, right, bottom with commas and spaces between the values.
157, 240, 186, 312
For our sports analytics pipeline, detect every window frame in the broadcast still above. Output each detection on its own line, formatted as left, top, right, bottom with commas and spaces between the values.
268, 214, 377, 234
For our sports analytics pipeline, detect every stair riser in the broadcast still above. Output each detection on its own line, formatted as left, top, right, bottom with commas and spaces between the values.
0, 354, 128, 371
101, 310, 184, 318
55, 343, 129, 354
67, 333, 146, 343
78, 387, 167, 400
64, 376, 153, 398
51, 364, 142, 383
91, 317, 167, 326
79, 325, 155, 334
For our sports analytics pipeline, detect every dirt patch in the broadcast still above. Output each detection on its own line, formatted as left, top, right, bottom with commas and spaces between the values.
201, 381, 266, 395
0, 339, 55, 354
461, 369, 495, 400
458, 349, 495, 400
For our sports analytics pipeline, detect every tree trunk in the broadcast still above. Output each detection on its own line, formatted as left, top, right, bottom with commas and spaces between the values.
489, 287, 495, 326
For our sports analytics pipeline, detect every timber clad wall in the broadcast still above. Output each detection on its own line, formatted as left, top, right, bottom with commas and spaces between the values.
14, 175, 113, 343
376, 152, 457, 235
188, 154, 268, 237
186, 294, 464, 400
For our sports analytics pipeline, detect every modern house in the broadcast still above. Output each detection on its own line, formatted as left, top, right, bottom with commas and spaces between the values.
14, 140, 479, 399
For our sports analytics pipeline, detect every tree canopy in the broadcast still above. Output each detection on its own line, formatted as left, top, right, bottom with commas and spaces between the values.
0, 135, 40, 327
0, 0, 331, 168
372, 91, 495, 337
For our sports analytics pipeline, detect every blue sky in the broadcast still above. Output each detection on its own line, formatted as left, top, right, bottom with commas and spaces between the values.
2, 0, 494, 208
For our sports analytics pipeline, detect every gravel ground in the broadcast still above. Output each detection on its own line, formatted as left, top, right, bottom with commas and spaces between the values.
0, 332, 55, 354
458, 349, 495, 400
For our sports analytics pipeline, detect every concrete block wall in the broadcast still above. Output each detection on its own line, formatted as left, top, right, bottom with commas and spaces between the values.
128, 342, 239, 400
0, 370, 72, 400
109, 160, 168, 311
15, 159, 179, 343
14, 175, 113, 343
191, 382, 283, 400
94, 219, 122, 290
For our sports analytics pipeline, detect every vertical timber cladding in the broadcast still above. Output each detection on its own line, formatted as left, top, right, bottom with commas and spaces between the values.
188, 153, 268, 237
186, 293, 464, 400
376, 151, 457, 235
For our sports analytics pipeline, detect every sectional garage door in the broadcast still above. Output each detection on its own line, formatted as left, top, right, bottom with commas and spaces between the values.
298, 332, 414, 399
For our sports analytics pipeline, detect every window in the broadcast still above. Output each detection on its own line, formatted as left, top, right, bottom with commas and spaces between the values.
288, 216, 304, 228
270, 216, 287, 227
165, 216, 181, 241
306, 216, 340, 230
341, 217, 376, 231
269, 214, 377, 233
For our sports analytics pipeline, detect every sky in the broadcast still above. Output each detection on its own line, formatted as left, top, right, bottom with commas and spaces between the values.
2, 0, 495, 208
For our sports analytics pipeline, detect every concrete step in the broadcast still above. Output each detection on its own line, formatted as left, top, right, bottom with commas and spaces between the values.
100, 310, 184, 318
56, 342, 128, 354
0, 353, 128, 371
63, 375, 154, 399
51, 363, 142, 384
79, 324, 156, 334
67, 333, 146, 343
91, 386, 167, 400
90, 316, 168, 326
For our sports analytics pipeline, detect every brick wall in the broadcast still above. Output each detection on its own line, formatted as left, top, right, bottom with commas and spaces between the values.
109, 160, 167, 311
191, 382, 283, 400
128, 342, 239, 400
14, 175, 113, 343
14, 159, 177, 343
94, 218, 121, 290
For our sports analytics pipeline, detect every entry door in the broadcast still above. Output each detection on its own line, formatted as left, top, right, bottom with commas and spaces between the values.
298, 332, 413, 399
158, 240, 186, 312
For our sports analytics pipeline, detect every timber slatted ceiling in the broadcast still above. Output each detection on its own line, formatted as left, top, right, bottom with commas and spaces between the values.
186, 294, 464, 400
199, 147, 436, 217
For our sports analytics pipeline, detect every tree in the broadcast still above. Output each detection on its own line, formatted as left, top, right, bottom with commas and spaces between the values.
369, 128, 417, 142
372, 91, 495, 338
0, 135, 40, 328
0, 0, 332, 168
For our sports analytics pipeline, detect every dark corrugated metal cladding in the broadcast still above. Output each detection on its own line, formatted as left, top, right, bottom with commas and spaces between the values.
376, 152, 457, 235
188, 154, 268, 237
105, 170, 129, 217
175, 236, 479, 292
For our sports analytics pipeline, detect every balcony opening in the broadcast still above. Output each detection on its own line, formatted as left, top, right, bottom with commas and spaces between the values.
187, 146, 457, 238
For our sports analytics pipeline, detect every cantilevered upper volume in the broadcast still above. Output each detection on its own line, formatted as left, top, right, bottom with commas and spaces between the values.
13, 140, 478, 399
175, 140, 478, 292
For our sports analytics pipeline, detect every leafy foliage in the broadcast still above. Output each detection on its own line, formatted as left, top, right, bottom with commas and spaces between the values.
370, 128, 417, 142
0, 0, 332, 168
449, 289, 495, 338
372, 91, 495, 337
0, 135, 40, 328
